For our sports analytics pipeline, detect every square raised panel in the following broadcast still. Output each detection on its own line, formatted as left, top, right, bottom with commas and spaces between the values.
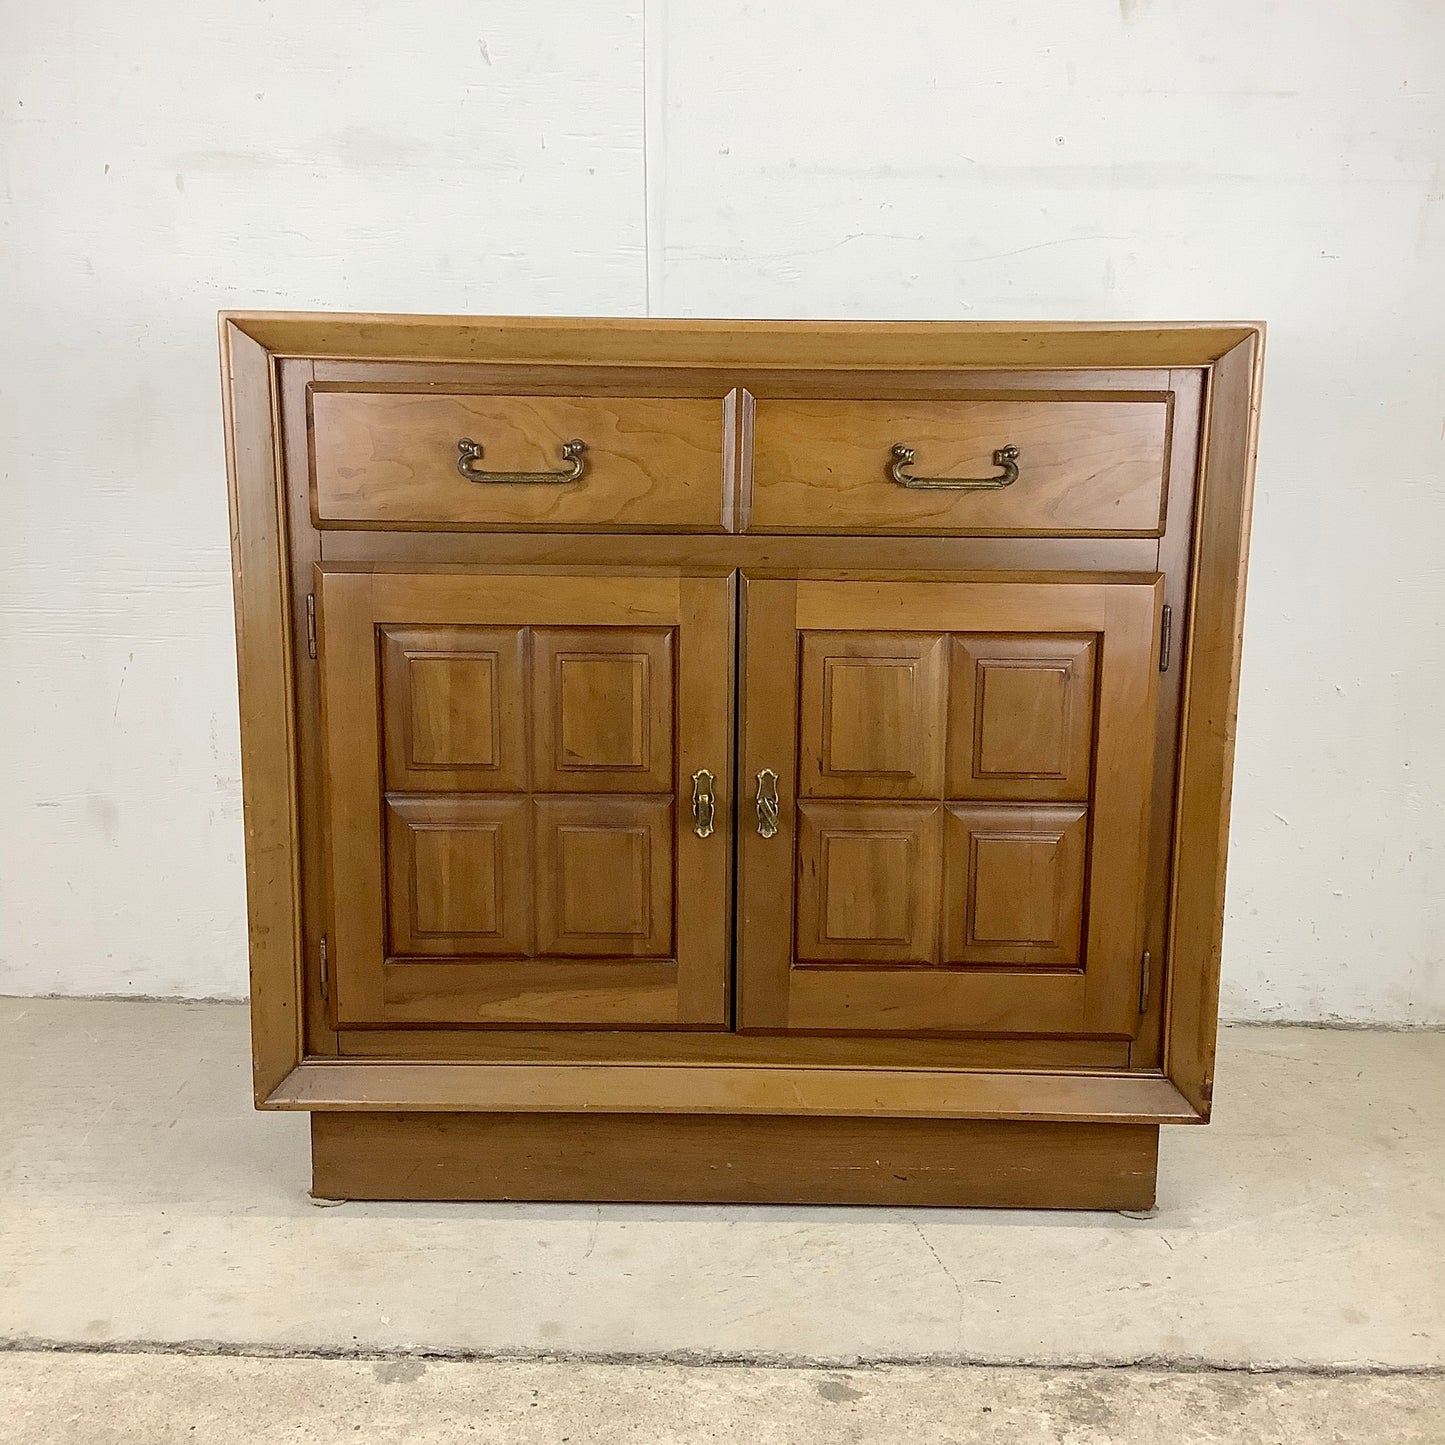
796, 801, 942, 965
947, 636, 1095, 801
943, 803, 1087, 966
535, 797, 673, 957
381, 627, 527, 792
385, 796, 531, 956
799, 633, 946, 798
532, 629, 674, 793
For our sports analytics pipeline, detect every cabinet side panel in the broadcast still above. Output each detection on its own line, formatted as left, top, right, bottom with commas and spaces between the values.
1167, 334, 1264, 1114
221, 320, 303, 1102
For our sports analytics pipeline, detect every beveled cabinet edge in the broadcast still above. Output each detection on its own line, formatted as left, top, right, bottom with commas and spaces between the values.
220, 317, 306, 1102
222, 312, 1262, 371
1164, 332, 1266, 1116
221, 313, 1263, 1126
265, 1060, 1201, 1125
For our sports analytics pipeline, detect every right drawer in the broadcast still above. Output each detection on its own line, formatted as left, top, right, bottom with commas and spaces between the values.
746, 394, 1171, 535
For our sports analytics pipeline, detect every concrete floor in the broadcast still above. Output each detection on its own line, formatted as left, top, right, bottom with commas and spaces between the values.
2, 999, 1442, 1440
2, 1353, 1441, 1445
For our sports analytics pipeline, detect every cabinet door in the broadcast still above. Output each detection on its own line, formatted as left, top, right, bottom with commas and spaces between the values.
318, 568, 733, 1027
738, 575, 1162, 1037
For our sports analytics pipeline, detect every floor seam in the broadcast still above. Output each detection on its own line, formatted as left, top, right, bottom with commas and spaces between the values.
4, 1339, 1442, 1377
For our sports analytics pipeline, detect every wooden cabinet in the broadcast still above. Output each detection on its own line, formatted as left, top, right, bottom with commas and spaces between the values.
222, 316, 1263, 1209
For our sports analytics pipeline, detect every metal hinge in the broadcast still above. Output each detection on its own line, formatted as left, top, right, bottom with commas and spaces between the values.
318, 935, 329, 1000
1138, 949, 1152, 1013
305, 593, 317, 660
1159, 604, 1172, 672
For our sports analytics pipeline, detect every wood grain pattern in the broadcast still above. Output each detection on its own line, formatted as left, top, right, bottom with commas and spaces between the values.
377, 961, 680, 1027
1166, 336, 1264, 1111
315, 567, 385, 1022
781, 968, 1088, 1035
750, 396, 1170, 535
1130, 368, 1206, 1072
1082, 579, 1164, 1035
943, 803, 1088, 966
534, 797, 673, 956
738, 574, 1161, 1036
947, 635, 1095, 800
318, 567, 732, 1029
225, 311, 1260, 370
272, 1058, 1200, 1123
673, 574, 736, 1024
795, 802, 943, 965
310, 389, 732, 531
531, 627, 674, 792
334, 1030, 1132, 1070
384, 796, 531, 956
220, 321, 304, 1100
735, 578, 801, 1030
320, 528, 1160, 573
798, 632, 947, 798
370, 569, 685, 627
381, 626, 528, 792
277, 359, 336, 1057
312, 1112, 1159, 1209
310, 361, 1179, 398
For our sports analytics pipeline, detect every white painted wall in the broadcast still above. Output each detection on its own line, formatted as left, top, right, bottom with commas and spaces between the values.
3, 1, 1441, 1021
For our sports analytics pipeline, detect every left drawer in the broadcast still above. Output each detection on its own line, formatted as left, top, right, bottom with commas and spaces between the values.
308, 388, 735, 531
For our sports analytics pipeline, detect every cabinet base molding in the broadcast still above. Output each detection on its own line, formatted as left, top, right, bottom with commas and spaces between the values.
310, 1112, 1159, 1210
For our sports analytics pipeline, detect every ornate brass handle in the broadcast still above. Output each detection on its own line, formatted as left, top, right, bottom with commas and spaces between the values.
690, 769, 716, 839
889, 443, 1020, 491
456, 437, 588, 484
755, 769, 780, 839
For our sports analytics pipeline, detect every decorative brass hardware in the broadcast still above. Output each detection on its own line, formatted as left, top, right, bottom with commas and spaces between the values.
690, 769, 716, 839
889, 442, 1020, 491
456, 437, 588, 484
755, 768, 780, 839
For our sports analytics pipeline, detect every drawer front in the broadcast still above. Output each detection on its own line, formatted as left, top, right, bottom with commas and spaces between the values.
310, 389, 733, 531
747, 396, 1171, 535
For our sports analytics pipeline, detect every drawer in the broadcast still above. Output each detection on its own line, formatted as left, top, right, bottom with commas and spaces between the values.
746, 395, 1171, 535
309, 388, 733, 531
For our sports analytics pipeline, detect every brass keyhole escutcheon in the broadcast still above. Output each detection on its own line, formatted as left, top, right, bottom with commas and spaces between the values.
691, 769, 716, 839
755, 768, 780, 839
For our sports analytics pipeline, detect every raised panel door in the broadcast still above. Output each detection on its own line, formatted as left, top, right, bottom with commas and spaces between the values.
795, 801, 943, 966
318, 567, 732, 1027
738, 574, 1162, 1036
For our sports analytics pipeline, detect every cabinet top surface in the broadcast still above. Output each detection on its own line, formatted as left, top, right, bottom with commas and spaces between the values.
220, 312, 1264, 370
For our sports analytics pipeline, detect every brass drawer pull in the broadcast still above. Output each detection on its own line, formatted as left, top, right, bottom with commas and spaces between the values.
690, 769, 716, 839
889, 442, 1020, 491
755, 768, 780, 839
456, 437, 588, 485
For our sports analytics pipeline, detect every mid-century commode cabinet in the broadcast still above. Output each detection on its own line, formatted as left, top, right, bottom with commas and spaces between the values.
221, 314, 1262, 1209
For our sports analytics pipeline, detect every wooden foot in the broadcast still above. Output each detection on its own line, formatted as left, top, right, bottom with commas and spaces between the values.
310, 1112, 1159, 1210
